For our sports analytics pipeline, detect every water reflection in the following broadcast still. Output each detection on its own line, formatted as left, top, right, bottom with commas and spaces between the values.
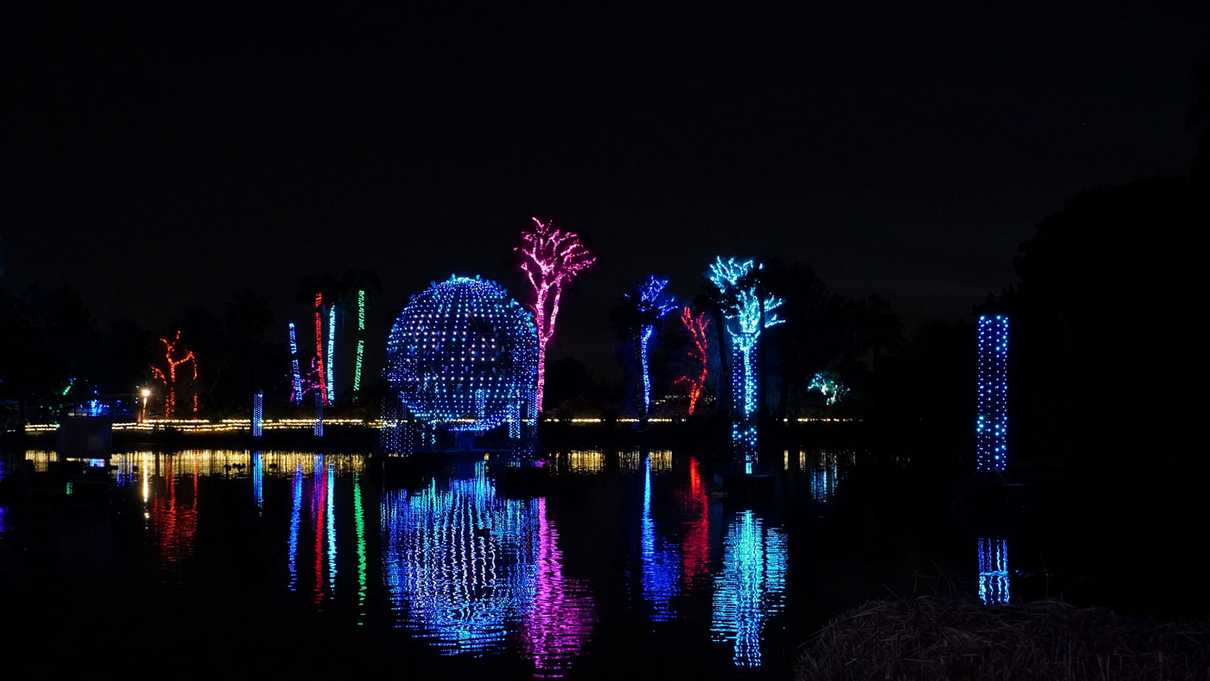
712, 510, 788, 669
977, 537, 1010, 605
640, 452, 681, 622
353, 472, 368, 625
730, 422, 758, 474
678, 457, 711, 590
251, 451, 263, 513
10, 447, 810, 676
288, 464, 302, 592
380, 462, 594, 672
148, 455, 199, 574
525, 497, 595, 678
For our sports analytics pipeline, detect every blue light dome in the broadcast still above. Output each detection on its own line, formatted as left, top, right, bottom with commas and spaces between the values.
386, 276, 537, 432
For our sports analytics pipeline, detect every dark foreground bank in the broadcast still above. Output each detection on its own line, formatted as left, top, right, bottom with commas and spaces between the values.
796, 597, 1210, 681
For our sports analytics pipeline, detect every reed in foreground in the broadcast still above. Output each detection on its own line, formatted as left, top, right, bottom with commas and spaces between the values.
796, 597, 1210, 681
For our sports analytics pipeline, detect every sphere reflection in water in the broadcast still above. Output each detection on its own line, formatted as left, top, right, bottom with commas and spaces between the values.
711, 510, 788, 669
380, 463, 593, 675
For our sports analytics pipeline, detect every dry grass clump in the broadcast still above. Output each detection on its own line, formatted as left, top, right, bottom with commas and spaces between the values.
796, 597, 1210, 681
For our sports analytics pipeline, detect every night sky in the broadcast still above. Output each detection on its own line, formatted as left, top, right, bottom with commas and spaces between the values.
6, 2, 1207, 377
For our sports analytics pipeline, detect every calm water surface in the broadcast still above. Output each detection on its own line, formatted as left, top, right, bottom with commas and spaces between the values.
2, 447, 1026, 679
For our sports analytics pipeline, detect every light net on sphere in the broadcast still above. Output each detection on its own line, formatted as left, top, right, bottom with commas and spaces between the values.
386, 276, 538, 432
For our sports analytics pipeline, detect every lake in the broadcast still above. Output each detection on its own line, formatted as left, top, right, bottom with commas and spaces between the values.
0, 444, 1192, 679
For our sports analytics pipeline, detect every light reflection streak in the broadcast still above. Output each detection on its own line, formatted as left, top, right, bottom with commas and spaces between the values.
711, 510, 788, 669
679, 457, 710, 590
380, 463, 593, 673
326, 461, 337, 597
251, 451, 264, 513
288, 465, 302, 592
977, 537, 1010, 605
524, 497, 595, 678
353, 472, 367, 625
640, 454, 680, 621
313, 455, 326, 605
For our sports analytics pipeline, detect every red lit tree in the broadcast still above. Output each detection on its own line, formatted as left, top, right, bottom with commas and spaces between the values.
516, 217, 597, 413
675, 306, 710, 415
150, 329, 199, 417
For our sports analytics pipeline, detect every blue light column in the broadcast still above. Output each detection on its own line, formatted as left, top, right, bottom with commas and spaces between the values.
251, 391, 264, 438
975, 315, 1009, 472
314, 393, 324, 438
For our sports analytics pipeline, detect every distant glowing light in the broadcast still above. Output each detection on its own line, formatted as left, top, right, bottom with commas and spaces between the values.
516, 217, 597, 413
711, 510, 788, 669
807, 371, 849, 406
977, 537, 1010, 605
976, 315, 1009, 472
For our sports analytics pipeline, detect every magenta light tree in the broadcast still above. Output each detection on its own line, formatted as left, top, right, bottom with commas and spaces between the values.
516, 217, 597, 413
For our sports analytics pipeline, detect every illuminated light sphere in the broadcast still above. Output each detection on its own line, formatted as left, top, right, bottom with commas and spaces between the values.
386, 275, 538, 432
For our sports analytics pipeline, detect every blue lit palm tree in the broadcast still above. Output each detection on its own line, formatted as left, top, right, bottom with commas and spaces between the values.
707, 257, 784, 419
621, 276, 678, 417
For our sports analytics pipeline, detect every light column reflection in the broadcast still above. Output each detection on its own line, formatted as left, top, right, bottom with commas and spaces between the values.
379, 463, 593, 674
640, 454, 680, 621
679, 457, 710, 590
711, 510, 788, 669
380, 464, 530, 653
287, 465, 302, 592
353, 472, 368, 625
524, 497, 596, 678
977, 537, 1010, 605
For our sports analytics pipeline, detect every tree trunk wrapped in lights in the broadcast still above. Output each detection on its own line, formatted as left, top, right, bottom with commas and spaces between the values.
516, 217, 597, 414
676, 306, 710, 416
620, 276, 677, 418
707, 257, 785, 420
150, 329, 199, 417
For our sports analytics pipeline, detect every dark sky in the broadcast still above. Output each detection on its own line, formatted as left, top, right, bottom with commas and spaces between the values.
5, 2, 1207, 377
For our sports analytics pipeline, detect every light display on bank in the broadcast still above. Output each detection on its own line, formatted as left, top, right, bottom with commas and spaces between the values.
707, 257, 784, 419
676, 307, 710, 415
624, 276, 678, 417
251, 391, 263, 438
385, 275, 538, 432
976, 315, 1009, 472
516, 217, 597, 413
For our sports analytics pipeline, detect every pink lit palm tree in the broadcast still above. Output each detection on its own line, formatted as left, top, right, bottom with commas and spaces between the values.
516, 217, 597, 413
